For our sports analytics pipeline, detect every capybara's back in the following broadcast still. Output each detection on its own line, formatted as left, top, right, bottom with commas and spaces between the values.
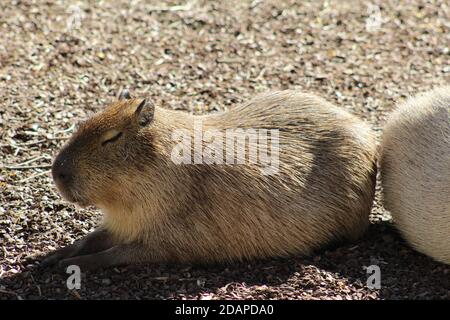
380, 86, 450, 265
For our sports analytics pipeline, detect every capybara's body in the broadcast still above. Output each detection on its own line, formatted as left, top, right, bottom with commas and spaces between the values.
47, 90, 377, 269
380, 86, 450, 265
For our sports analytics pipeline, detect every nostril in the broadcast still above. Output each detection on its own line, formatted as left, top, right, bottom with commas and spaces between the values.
53, 168, 72, 184
52, 162, 72, 185
58, 172, 71, 182
52, 150, 75, 186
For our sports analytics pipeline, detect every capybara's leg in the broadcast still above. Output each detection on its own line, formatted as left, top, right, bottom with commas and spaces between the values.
40, 227, 115, 267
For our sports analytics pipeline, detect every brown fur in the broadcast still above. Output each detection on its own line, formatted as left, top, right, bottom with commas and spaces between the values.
45, 90, 377, 269
380, 86, 450, 265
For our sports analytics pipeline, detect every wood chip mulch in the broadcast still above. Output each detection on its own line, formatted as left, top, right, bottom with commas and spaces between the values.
0, 0, 449, 300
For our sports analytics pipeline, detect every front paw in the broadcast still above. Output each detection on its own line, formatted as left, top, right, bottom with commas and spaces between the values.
39, 243, 79, 268
58, 255, 108, 271
40, 253, 61, 268
40, 251, 68, 268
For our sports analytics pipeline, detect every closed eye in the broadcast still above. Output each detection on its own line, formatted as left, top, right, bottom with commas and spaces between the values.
101, 131, 123, 146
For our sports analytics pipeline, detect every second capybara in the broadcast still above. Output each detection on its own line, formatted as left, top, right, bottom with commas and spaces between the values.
380, 86, 450, 265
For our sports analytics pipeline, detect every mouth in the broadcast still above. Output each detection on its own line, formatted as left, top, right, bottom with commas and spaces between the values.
67, 195, 91, 208
55, 184, 91, 208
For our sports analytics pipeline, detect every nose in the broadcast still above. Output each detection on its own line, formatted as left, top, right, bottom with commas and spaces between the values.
52, 153, 73, 186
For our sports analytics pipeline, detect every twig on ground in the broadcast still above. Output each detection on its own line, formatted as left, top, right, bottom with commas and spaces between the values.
1, 164, 52, 170
147, 1, 196, 12
19, 170, 51, 183
14, 155, 51, 167
54, 123, 75, 134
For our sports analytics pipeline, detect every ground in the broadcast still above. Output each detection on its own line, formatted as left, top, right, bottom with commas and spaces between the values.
0, 0, 449, 300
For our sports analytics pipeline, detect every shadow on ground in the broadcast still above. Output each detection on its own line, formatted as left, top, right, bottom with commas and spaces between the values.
1, 222, 448, 300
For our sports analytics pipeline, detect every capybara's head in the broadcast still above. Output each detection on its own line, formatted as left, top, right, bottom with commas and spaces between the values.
52, 91, 155, 207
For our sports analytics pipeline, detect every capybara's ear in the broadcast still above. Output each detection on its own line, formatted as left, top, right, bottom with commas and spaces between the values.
134, 98, 155, 127
117, 88, 132, 100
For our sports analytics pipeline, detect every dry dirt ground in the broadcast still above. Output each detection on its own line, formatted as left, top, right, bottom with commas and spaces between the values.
0, 0, 449, 300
